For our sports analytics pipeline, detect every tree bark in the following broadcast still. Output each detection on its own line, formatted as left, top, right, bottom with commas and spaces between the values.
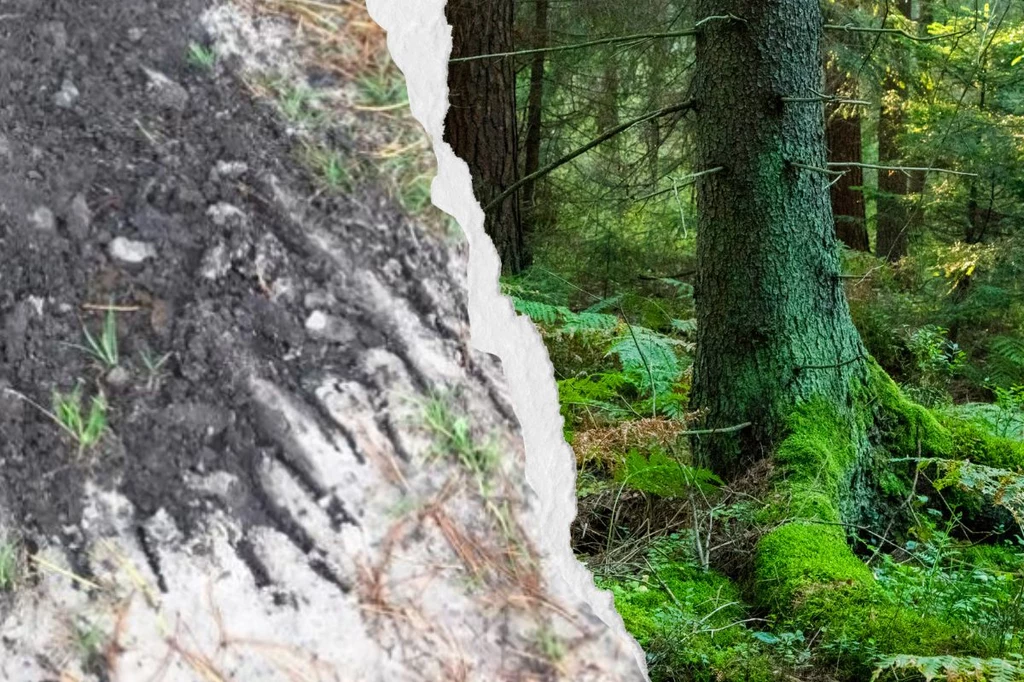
826, 63, 869, 251
521, 0, 549, 245
874, 0, 913, 262
690, 0, 866, 478
445, 0, 527, 274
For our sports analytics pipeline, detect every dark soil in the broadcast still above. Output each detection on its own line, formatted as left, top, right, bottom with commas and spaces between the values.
0, 0, 466, 587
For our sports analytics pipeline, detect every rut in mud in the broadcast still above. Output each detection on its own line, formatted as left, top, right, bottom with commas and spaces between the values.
0, 1, 646, 680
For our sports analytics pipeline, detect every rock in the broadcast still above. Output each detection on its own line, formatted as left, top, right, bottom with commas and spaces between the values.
142, 67, 189, 112
206, 202, 245, 227
108, 236, 156, 263
28, 206, 56, 232
105, 366, 131, 389
66, 193, 91, 239
54, 78, 80, 109
209, 160, 249, 183
305, 310, 357, 344
127, 27, 145, 43
42, 22, 68, 52
199, 242, 230, 280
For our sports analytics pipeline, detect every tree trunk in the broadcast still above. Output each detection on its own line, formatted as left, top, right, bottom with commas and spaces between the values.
521, 0, 549, 246
874, 0, 913, 262
445, 0, 527, 274
690, 0, 866, 478
826, 63, 869, 251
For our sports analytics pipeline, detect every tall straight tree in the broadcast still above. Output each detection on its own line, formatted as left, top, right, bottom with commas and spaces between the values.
445, 0, 527, 274
826, 61, 869, 251
521, 0, 549, 243
689, 0, 866, 477
875, 0, 914, 262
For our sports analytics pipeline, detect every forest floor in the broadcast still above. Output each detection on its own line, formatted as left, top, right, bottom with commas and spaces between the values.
508, 265, 1024, 682
0, 2, 645, 681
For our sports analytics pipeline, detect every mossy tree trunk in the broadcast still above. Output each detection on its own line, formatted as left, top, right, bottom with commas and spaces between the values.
445, 0, 527, 274
690, 0, 867, 479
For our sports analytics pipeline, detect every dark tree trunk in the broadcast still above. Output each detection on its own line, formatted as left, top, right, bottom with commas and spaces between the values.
874, 0, 913, 262
445, 0, 527, 274
521, 0, 549, 245
826, 63, 868, 251
690, 0, 866, 478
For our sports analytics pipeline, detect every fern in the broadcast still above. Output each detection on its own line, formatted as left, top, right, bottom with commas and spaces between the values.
510, 296, 618, 332
557, 374, 633, 422
986, 336, 1024, 389
614, 449, 722, 498
608, 326, 685, 398
872, 654, 1024, 682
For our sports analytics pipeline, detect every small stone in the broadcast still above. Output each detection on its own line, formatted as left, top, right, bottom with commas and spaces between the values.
106, 366, 131, 389
28, 206, 56, 232
54, 78, 80, 109
142, 67, 189, 112
127, 27, 145, 43
305, 310, 328, 333
206, 202, 245, 227
209, 160, 249, 183
304, 311, 357, 344
199, 243, 230, 280
108, 236, 156, 263
43, 22, 68, 52
67, 193, 91, 239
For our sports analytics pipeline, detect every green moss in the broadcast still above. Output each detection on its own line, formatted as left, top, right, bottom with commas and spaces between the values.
864, 359, 952, 457
600, 550, 776, 682
755, 523, 872, 608
941, 414, 1024, 470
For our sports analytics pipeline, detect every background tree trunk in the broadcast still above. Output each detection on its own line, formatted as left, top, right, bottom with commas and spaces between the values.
521, 0, 549, 245
445, 0, 527, 274
826, 63, 869, 251
690, 0, 866, 478
874, 0, 913, 262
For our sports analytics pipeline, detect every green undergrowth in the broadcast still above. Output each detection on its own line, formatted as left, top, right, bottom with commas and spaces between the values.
598, 536, 781, 682
750, 361, 1024, 678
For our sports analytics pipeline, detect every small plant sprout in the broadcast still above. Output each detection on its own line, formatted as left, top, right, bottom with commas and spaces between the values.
186, 41, 216, 70
81, 307, 119, 368
0, 540, 19, 591
53, 385, 108, 457
139, 348, 172, 390
422, 392, 499, 492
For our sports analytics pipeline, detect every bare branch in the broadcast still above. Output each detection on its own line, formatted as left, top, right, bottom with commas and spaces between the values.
824, 22, 972, 43
450, 15, 746, 62
789, 161, 848, 177
827, 162, 977, 177
634, 167, 725, 202
484, 100, 697, 211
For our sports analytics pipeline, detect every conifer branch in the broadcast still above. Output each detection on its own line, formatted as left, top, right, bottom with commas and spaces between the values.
824, 23, 972, 43
484, 100, 697, 211
450, 15, 746, 62
826, 162, 977, 177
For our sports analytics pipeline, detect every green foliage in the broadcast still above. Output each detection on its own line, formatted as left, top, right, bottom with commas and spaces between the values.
81, 308, 119, 369
186, 41, 216, 71
53, 385, 107, 456
422, 392, 498, 487
613, 449, 721, 499
0, 540, 19, 591
599, 536, 777, 682
873, 655, 1024, 682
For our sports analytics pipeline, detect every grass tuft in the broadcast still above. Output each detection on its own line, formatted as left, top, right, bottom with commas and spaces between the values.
53, 385, 108, 456
81, 308, 119, 369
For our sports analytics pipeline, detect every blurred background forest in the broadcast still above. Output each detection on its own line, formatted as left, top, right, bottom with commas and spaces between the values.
444, 1, 1024, 680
